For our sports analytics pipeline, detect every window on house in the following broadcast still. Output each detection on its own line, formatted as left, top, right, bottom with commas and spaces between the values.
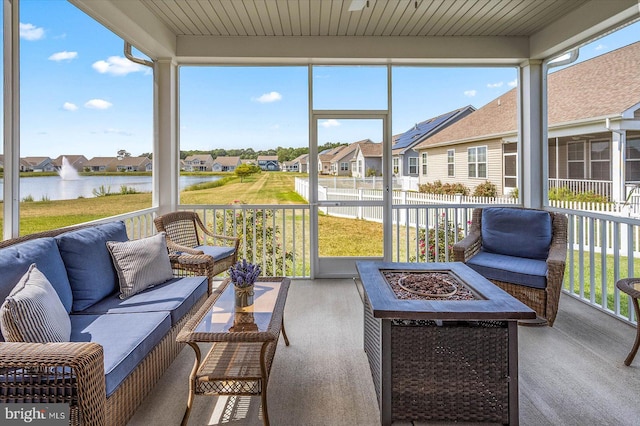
408, 157, 418, 174
393, 158, 399, 175
626, 137, 640, 181
590, 140, 610, 180
340, 162, 349, 171
468, 146, 487, 178
567, 141, 585, 179
503, 143, 517, 188
358, 160, 362, 174
421, 152, 428, 175
447, 149, 455, 177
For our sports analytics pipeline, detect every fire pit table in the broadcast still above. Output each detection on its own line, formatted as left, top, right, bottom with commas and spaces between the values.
356, 261, 536, 425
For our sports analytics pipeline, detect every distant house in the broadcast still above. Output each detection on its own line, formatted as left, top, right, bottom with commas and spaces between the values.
414, 41, 640, 201
351, 142, 382, 177
257, 155, 279, 171
292, 154, 308, 173
212, 156, 241, 172
281, 160, 298, 172
85, 157, 117, 172
52, 155, 89, 172
22, 157, 55, 172
115, 156, 152, 172
183, 154, 214, 171
330, 140, 373, 176
392, 106, 475, 177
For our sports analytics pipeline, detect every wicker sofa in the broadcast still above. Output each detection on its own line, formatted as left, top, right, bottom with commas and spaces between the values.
0, 221, 213, 426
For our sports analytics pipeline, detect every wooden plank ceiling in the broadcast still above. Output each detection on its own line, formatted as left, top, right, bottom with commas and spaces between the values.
138, 0, 587, 37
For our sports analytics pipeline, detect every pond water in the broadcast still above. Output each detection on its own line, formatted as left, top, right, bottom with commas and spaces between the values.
0, 175, 220, 201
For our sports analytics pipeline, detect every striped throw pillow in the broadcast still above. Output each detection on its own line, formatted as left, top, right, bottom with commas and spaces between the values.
0, 263, 71, 342
106, 232, 174, 299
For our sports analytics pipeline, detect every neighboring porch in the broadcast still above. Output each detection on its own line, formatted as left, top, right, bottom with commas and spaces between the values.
127, 278, 640, 426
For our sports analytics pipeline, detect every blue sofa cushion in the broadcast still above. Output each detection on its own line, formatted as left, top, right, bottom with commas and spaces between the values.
481, 208, 552, 260
56, 222, 129, 312
78, 276, 208, 326
195, 245, 236, 262
0, 238, 73, 315
467, 250, 548, 289
70, 311, 171, 397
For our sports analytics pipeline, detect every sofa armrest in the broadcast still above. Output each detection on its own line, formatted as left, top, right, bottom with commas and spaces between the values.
0, 342, 105, 426
169, 253, 218, 294
453, 230, 482, 262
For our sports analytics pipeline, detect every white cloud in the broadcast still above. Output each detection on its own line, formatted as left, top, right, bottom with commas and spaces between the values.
321, 119, 340, 128
594, 43, 606, 51
104, 128, 132, 136
464, 90, 477, 97
84, 99, 113, 110
270, 124, 281, 130
253, 91, 283, 103
49, 51, 78, 62
20, 23, 45, 41
62, 102, 78, 111
507, 79, 518, 87
487, 82, 503, 88
92, 56, 147, 76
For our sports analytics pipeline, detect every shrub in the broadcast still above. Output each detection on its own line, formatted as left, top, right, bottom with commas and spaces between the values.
22, 194, 34, 202
214, 201, 294, 276
414, 214, 465, 262
92, 185, 111, 197
119, 185, 139, 195
548, 187, 608, 203
510, 188, 519, 199
418, 180, 469, 196
365, 167, 379, 177
472, 181, 497, 197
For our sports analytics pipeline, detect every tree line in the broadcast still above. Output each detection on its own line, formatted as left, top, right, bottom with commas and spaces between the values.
177, 142, 347, 163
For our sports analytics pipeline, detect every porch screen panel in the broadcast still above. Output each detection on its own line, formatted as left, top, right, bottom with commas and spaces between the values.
590, 140, 610, 180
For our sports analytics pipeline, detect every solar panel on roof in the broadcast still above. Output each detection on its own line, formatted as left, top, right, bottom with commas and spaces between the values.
392, 108, 465, 150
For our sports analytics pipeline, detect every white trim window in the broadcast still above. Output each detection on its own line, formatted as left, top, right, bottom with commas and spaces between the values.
626, 137, 640, 181
421, 152, 428, 175
447, 149, 455, 177
408, 157, 418, 175
393, 157, 399, 175
590, 140, 610, 180
503, 143, 517, 188
340, 162, 349, 171
567, 141, 585, 179
467, 146, 487, 178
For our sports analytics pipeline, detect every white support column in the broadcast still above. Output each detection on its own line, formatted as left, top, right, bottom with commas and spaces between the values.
3, 0, 19, 239
153, 59, 179, 214
519, 60, 546, 209
611, 130, 625, 203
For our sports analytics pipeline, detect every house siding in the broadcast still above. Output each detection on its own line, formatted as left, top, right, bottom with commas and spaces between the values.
419, 138, 504, 195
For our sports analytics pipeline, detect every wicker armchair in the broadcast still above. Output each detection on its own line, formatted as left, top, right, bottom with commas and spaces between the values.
453, 207, 568, 326
154, 211, 239, 294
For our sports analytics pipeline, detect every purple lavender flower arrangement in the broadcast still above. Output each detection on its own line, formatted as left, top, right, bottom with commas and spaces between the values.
229, 259, 261, 288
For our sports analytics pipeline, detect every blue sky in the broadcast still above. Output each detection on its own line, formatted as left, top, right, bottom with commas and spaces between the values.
14, 0, 640, 158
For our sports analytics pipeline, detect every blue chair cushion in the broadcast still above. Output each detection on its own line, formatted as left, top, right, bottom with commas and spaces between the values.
56, 222, 129, 312
79, 276, 208, 326
0, 238, 73, 315
195, 245, 236, 262
481, 208, 552, 260
467, 250, 548, 289
69, 311, 171, 397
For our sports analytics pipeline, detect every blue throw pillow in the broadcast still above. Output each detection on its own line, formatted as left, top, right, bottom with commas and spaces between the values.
0, 238, 73, 314
481, 208, 552, 260
56, 222, 128, 312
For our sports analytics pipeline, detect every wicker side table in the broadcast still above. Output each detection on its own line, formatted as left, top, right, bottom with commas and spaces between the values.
615, 278, 640, 366
177, 277, 290, 426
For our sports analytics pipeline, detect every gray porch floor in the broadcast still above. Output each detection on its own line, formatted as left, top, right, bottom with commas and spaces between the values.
127, 279, 640, 426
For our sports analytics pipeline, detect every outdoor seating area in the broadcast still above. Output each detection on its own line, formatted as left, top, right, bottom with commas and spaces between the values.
125, 278, 640, 426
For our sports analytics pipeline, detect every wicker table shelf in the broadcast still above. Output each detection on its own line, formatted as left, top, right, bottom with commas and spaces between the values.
356, 261, 536, 426
176, 277, 290, 426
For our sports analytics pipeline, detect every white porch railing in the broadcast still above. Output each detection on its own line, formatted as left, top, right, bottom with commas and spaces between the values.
548, 178, 612, 200
115, 202, 640, 326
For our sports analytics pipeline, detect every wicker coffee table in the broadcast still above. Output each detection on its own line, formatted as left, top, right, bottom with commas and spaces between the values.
356, 261, 535, 426
176, 277, 290, 426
